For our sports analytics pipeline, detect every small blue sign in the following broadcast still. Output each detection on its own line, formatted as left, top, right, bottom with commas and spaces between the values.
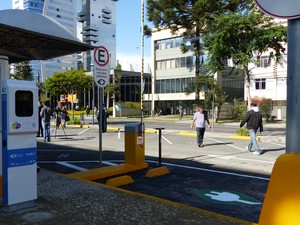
7, 147, 36, 168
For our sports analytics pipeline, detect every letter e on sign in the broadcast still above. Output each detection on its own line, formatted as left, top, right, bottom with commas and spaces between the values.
93, 46, 110, 88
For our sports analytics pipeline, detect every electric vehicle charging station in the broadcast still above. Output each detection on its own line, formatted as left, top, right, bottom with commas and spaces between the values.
1, 79, 38, 211
0, 9, 94, 212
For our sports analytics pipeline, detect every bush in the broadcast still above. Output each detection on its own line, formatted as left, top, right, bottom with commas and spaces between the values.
229, 100, 247, 121
126, 102, 140, 109
66, 117, 81, 125
237, 127, 249, 136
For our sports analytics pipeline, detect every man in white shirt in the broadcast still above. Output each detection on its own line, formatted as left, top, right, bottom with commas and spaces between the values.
190, 105, 211, 147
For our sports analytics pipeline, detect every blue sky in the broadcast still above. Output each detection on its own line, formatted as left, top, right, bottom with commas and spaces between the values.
0, 0, 152, 71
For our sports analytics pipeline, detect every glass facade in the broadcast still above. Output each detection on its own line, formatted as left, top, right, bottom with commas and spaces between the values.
78, 0, 117, 71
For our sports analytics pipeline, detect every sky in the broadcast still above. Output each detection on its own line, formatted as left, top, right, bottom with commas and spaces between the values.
0, 0, 152, 72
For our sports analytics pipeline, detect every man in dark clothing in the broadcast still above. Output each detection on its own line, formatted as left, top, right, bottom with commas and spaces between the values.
37, 101, 44, 137
40, 101, 52, 142
97, 103, 108, 133
240, 103, 263, 155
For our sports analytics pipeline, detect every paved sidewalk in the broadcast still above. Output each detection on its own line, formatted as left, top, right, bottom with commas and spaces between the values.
0, 170, 256, 225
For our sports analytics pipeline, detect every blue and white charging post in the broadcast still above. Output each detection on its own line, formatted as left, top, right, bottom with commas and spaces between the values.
1, 77, 38, 212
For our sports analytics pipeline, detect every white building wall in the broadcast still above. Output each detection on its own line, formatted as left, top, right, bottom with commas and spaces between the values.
150, 28, 197, 112
247, 40, 288, 119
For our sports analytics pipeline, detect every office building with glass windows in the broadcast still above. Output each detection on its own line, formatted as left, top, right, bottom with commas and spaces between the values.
78, 0, 118, 71
12, 0, 78, 81
149, 28, 244, 116
150, 28, 207, 115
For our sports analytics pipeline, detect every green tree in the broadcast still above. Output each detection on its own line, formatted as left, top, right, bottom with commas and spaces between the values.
204, 78, 228, 122
104, 63, 123, 103
45, 69, 93, 117
104, 74, 122, 101
11, 61, 34, 81
146, 0, 250, 102
204, 9, 287, 109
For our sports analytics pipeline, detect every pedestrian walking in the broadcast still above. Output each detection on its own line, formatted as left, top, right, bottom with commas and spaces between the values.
179, 106, 183, 120
190, 105, 211, 147
97, 103, 109, 133
240, 102, 263, 155
86, 105, 90, 117
40, 101, 52, 142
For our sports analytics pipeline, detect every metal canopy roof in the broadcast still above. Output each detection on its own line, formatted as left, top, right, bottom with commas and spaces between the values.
0, 9, 94, 64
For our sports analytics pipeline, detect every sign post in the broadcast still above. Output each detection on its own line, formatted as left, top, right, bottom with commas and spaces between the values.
93, 46, 110, 166
255, 1, 300, 224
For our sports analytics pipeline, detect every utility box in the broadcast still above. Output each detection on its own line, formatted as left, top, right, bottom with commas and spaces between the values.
124, 123, 145, 165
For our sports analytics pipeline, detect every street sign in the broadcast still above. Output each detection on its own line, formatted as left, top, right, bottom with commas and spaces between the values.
255, 0, 300, 19
93, 46, 110, 88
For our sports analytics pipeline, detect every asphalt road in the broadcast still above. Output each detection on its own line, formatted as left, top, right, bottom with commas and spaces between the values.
37, 119, 286, 223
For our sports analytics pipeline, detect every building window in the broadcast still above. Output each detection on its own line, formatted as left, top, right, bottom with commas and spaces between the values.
255, 78, 266, 90
171, 79, 176, 93
176, 78, 180, 92
257, 56, 270, 68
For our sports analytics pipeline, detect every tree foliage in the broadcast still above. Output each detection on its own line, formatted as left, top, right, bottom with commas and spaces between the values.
204, 8, 287, 109
45, 69, 93, 96
203, 78, 228, 122
45, 69, 93, 116
104, 74, 122, 100
146, 0, 251, 102
11, 61, 34, 81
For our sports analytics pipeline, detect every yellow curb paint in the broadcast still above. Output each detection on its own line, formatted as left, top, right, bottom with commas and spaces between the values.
178, 131, 196, 137
230, 135, 260, 141
106, 175, 134, 187
81, 125, 89, 128
145, 129, 157, 134
258, 154, 300, 225
145, 166, 169, 178
107, 127, 120, 131
75, 125, 82, 128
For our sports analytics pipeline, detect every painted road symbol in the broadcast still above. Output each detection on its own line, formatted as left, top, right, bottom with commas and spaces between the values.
191, 189, 261, 206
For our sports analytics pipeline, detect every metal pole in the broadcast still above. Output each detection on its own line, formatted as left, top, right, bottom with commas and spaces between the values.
91, 64, 95, 125
155, 128, 165, 166
99, 87, 103, 166
158, 129, 162, 166
286, 19, 300, 153
140, 0, 145, 134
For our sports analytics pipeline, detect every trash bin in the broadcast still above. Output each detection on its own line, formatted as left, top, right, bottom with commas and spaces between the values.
124, 123, 145, 165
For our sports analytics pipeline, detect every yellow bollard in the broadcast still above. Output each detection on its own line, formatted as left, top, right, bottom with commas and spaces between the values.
124, 123, 147, 166
259, 154, 300, 225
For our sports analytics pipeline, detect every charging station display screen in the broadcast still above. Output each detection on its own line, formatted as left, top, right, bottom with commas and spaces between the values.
15, 90, 33, 117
